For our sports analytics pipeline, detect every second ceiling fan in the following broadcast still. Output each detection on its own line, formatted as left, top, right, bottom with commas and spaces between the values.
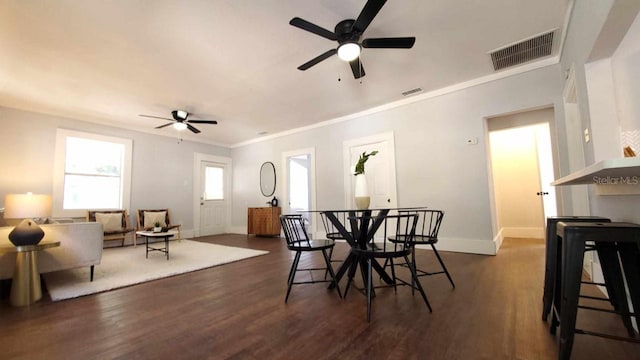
139, 110, 217, 134
289, 0, 415, 79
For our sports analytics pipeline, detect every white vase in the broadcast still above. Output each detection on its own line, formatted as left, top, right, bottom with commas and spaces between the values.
354, 174, 370, 210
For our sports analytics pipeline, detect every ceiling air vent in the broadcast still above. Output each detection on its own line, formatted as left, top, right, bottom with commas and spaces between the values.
401, 87, 423, 97
490, 30, 555, 71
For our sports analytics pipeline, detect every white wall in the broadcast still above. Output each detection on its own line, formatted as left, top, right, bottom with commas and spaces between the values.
612, 12, 640, 151
231, 65, 565, 254
560, 1, 640, 224
0, 106, 230, 242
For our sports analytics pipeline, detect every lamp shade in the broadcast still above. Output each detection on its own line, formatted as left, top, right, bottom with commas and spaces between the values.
4, 193, 51, 246
4, 193, 52, 219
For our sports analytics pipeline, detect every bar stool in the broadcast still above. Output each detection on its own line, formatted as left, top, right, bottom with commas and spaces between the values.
542, 216, 610, 321
554, 222, 640, 360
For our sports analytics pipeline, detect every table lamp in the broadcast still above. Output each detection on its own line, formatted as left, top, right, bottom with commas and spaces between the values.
4, 193, 52, 246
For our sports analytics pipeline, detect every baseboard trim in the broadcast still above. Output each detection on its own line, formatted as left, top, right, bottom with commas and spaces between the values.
494, 228, 504, 253
228, 226, 248, 235
501, 227, 544, 239
228, 227, 496, 255
416, 236, 497, 256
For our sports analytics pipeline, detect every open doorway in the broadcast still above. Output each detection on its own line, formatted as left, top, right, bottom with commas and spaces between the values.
487, 108, 557, 243
281, 148, 316, 236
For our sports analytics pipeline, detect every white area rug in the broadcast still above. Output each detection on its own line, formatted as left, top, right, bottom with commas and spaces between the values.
43, 240, 268, 301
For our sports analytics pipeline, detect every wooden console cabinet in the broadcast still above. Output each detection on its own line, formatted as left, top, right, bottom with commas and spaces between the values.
247, 207, 281, 236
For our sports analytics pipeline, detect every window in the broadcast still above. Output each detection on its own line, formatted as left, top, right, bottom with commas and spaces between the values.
53, 129, 132, 217
203, 165, 224, 200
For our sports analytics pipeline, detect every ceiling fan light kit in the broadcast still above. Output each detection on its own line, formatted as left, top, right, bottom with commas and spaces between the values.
174, 110, 188, 119
173, 122, 188, 131
337, 42, 361, 61
289, 0, 415, 79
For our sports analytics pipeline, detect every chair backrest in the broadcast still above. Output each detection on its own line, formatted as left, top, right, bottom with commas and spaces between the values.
319, 210, 351, 240
349, 213, 419, 253
280, 214, 311, 248
86, 209, 129, 233
137, 209, 172, 230
398, 209, 444, 240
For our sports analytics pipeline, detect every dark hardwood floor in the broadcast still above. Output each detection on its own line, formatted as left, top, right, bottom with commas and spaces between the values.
0, 235, 638, 359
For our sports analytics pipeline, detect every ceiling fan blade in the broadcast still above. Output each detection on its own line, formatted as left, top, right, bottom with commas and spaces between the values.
187, 120, 218, 125
362, 37, 416, 48
155, 122, 174, 129
349, 58, 366, 79
186, 123, 201, 134
352, 0, 387, 33
289, 17, 337, 41
140, 114, 172, 121
298, 49, 337, 70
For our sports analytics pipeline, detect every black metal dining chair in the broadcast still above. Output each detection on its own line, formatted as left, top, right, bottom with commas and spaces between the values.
319, 210, 351, 279
389, 209, 454, 288
280, 214, 342, 303
349, 213, 432, 321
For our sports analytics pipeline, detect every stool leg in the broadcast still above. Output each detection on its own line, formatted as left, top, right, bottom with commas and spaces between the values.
543, 221, 558, 321
559, 236, 585, 360
596, 242, 635, 337
618, 242, 640, 336
550, 233, 564, 334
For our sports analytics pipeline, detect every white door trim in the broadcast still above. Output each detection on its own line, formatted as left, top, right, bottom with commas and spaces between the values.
342, 132, 398, 209
281, 147, 317, 235
193, 153, 232, 237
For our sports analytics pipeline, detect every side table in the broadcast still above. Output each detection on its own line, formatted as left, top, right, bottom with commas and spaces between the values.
136, 231, 177, 260
0, 241, 61, 306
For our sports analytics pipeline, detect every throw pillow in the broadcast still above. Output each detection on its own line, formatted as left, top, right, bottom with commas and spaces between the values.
95, 212, 124, 232
144, 211, 167, 228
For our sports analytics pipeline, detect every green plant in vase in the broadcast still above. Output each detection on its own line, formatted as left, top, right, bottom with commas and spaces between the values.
153, 221, 162, 233
354, 151, 378, 175
353, 151, 378, 209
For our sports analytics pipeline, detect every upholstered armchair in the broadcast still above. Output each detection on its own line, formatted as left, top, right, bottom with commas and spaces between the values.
86, 210, 134, 247
135, 209, 182, 246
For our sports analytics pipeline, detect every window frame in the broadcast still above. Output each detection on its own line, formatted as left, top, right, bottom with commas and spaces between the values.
203, 164, 225, 201
53, 129, 133, 218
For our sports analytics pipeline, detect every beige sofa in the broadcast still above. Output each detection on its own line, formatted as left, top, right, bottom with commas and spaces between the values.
0, 222, 103, 281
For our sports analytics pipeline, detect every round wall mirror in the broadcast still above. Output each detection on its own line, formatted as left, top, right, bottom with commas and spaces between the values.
260, 162, 276, 197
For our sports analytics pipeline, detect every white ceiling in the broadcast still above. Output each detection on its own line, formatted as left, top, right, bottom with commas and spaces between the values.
0, 0, 570, 147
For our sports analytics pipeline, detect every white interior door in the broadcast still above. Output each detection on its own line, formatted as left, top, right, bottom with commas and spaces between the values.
199, 160, 227, 236
343, 132, 398, 210
193, 153, 232, 236
344, 133, 398, 241
534, 123, 557, 220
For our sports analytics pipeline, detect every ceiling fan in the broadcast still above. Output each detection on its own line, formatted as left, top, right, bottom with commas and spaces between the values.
139, 110, 217, 134
289, 0, 415, 79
